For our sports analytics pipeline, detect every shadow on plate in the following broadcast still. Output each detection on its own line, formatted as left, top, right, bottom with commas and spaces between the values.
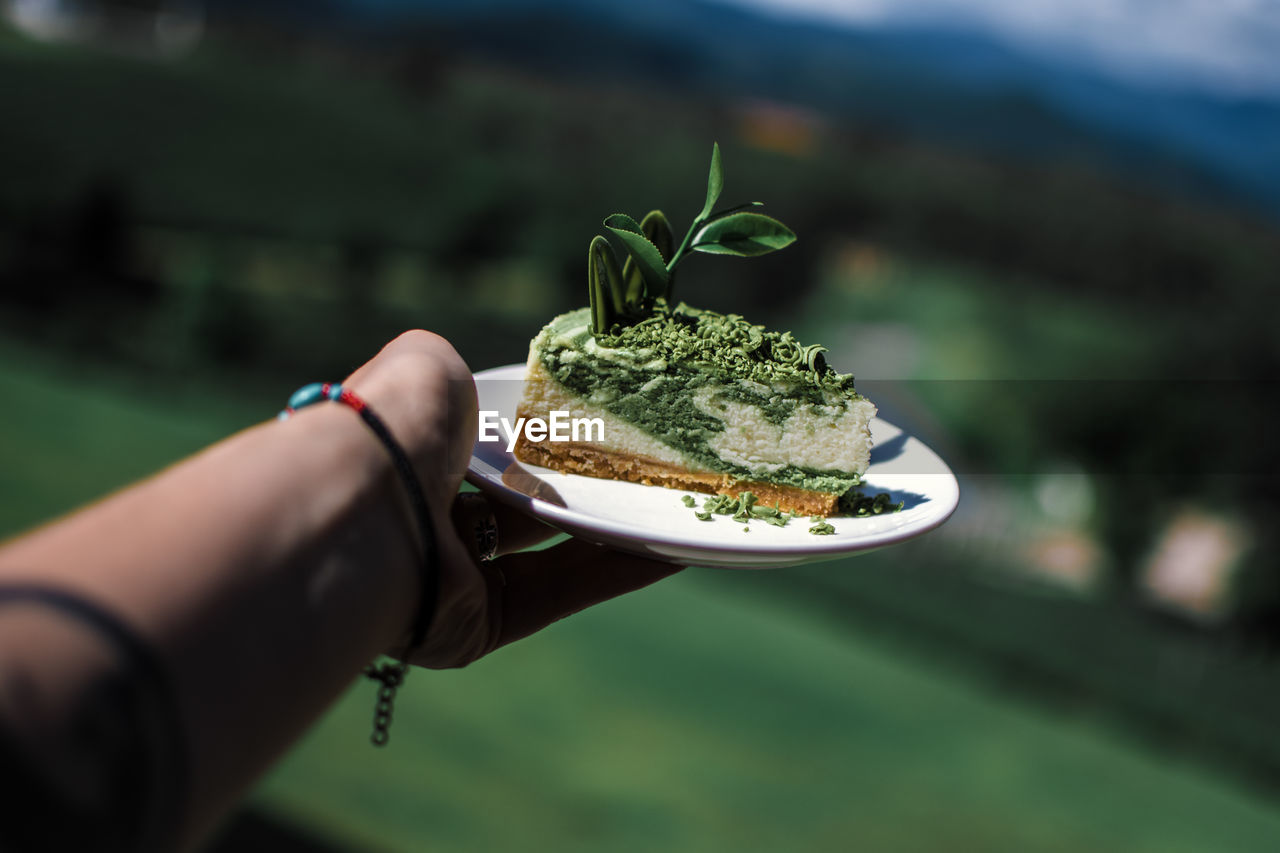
501, 461, 567, 506
859, 483, 930, 511
869, 432, 909, 466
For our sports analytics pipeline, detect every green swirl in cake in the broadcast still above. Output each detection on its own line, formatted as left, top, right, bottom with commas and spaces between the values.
525, 303, 874, 496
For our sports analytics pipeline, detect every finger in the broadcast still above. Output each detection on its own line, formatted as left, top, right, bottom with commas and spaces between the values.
451, 492, 498, 562
452, 492, 559, 559
489, 500, 560, 556
491, 538, 684, 650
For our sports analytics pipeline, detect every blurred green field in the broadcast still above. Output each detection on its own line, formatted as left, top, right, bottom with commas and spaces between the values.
5, 337, 1280, 852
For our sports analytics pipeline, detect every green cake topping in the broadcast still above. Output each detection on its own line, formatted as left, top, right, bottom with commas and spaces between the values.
598, 300, 857, 392
680, 491, 903, 532
573, 144, 852, 391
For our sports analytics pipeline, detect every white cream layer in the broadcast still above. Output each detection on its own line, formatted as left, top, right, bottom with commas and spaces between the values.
695, 387, 875, 474
521, 355, 875, 479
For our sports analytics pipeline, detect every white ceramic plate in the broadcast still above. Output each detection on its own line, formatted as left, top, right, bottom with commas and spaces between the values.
467, 364, 959, 568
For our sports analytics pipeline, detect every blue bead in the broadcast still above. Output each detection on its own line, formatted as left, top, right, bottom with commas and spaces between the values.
327, 383, 344, 400
276, 410, 290, 421
288, 382, 325, 410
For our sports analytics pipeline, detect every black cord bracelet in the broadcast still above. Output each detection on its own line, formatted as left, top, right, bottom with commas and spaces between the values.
280, 381, 440, 745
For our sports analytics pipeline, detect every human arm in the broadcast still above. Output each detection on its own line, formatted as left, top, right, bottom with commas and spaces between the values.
0, 330, 682, 849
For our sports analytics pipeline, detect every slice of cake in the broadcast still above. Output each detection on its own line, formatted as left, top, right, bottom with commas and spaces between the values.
510, 143, 876, 516
513, 302, 875, 516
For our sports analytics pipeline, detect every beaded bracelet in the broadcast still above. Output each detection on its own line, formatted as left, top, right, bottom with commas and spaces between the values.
279, 382, 439, 745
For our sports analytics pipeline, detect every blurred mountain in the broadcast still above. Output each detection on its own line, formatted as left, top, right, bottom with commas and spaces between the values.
210, 0, 1280, 220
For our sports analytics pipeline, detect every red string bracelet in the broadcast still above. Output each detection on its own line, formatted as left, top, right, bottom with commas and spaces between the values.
279, 382, 439, 745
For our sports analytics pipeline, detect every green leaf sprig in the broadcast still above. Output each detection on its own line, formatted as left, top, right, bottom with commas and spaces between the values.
589, 143, 797, 334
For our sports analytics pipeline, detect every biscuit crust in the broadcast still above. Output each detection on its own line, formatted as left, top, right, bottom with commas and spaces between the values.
513, 434, 841, 516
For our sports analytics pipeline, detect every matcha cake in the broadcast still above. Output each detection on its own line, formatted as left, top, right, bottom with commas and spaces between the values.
514, 302, 875, 515
511, 144, 876, 516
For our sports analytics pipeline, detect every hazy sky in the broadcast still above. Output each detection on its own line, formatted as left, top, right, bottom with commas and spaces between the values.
720, 0, 1280, 96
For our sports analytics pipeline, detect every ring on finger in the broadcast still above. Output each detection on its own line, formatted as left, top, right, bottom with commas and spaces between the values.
455, 492, 499, 562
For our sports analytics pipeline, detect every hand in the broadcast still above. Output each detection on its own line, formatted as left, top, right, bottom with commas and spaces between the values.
344, 331, 684, 669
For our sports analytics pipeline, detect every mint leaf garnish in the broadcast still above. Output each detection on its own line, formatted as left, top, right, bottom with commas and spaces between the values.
587, 143, 796, 334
